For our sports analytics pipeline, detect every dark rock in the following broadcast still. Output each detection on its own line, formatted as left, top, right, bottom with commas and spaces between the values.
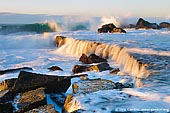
0, 90, 14, 103
48, 66, 63, 71
159, 22, 170, 28
0, 78, 17, 91
50, 93, 66, 107
17, 88, 46, 113
11, 71, 71, 94
56, 36, 66, 47
0, 103, 13, 113
72, 63, 111, 74
79, 53, 88, 64
136, 18, 160, 29
0, 67, 33, 75
109, 68, 120, 74
126, 24, 136, 28
98, 23, 126, 33
87, 54, 107, 64
79, 53, 107, 64
25, 104, 59, 113
110, 28, 126, 33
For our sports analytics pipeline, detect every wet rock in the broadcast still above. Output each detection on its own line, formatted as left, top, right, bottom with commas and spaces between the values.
98, 23, 116, 33
48, 66, 63, 71
0, 67, 33, 75
109, 68, 120, 74
98, 23, 126, 33
63, 94, 81, 113
126, 24, 136, 28
136, 18, 160, 29
72, 63, 111, 74
0, 90, 14, 103
11, 71, 71, 94
159, 22, 170, 28
0, 103, 13, 113
25, 104, 59, 113
79, 53, 107, 64
56, 36, 66, 47
0, 78, 17, 91
50, 93, 66, 107
110, 28, 126, 33
17, 88, 46, 113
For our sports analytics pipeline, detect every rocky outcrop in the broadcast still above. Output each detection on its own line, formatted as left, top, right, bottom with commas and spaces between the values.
0, 67, 33, 75
17, 88, 46, 113
136, 18, 160, 29
159, 22, 170, 29
11, 71, 71, 94
72, 62, 111, 74
98, 23, 126, 33
48, 66, 63, 71
0, 103, 13, 113
79, 53, 107, 64
0, 78, 17, 91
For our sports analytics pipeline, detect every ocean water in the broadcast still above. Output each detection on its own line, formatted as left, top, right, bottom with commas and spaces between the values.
0, 15, 170, 112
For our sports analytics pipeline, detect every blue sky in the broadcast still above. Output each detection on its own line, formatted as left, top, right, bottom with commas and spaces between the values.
0, 0, 170, 17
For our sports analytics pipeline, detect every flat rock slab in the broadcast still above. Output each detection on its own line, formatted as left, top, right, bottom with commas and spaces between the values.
17, 88, 46, 113
25, 104, 59, 113
11, 71, 71, 94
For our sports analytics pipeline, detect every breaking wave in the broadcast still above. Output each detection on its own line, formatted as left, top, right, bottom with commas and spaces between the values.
55, 36, 151, 78
0, 21, 61, 35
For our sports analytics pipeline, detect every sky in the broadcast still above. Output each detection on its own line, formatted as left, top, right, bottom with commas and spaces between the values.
0, 0, 170, 17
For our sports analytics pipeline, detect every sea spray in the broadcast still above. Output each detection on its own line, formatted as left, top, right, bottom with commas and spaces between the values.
55, 36, 150, 78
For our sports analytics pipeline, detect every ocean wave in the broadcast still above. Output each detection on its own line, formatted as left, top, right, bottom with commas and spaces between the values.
0, 21, 60, 35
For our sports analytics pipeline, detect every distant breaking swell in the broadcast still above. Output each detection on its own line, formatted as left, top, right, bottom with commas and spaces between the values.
55, 36, 150, 78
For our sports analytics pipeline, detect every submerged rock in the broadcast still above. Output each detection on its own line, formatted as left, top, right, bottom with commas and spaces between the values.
0, 103, 13, 113
109, 68, 120, 74
0, 78, 17, 91
136, 18, 160, 29
72, 78, 134, 94
17, 88, 46, 113
11, 71, 71, 94
0, 67, 33, 75
48, 66, 63, 71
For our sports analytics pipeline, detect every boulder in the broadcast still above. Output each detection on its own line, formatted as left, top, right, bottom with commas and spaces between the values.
0, 103, 13, 113
25, 104, 59, 113
136, 18, 160, 29
0, 67, 33, 75
98, 23, 126, 33
72, 63, 111, 74
79, 53, 107, 64
126, 24, 136, 28
159, 22, 170, 28
0, 78, 17, 91
48, 66, 63, 71
11, 71, 71, 94
17, 88, 46, 113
